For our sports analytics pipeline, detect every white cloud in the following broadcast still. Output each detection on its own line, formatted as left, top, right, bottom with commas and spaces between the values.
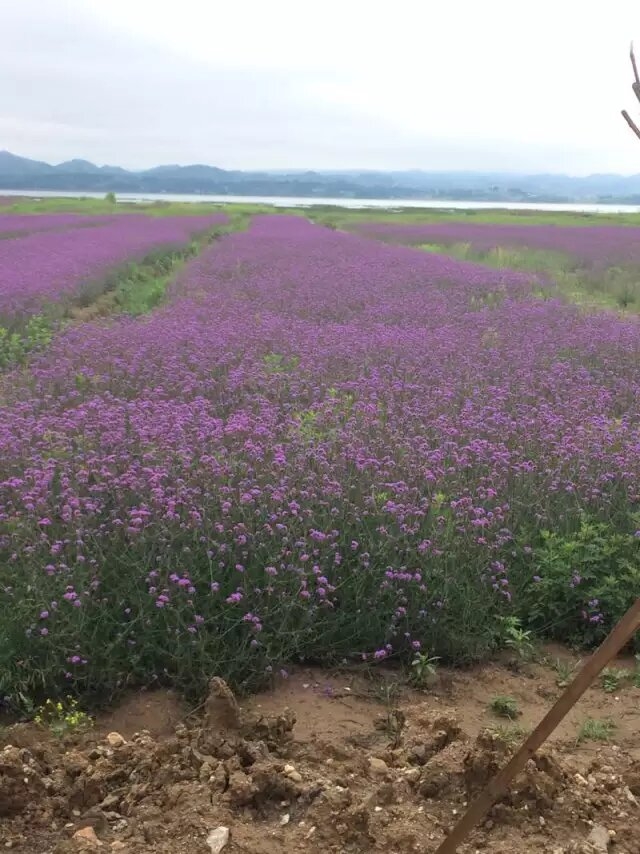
2, 0, 640, 172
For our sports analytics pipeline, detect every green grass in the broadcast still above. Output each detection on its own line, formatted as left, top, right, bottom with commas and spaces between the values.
417, 241, 640, 314
489, 695, 520, 720
420, 241, 573, 274
0, 213, 249, 370
309, 206, 640, 229
600, 667, 633, 694
103, 244, 200, 316
488, 723, 529, 747
10, 196, 640, 227
556, 266, 640, 312
577, 717, 616, 743
4, 196, 277, 219
73, 212, 249, 318
305, 206, 640, 312
551, 657, 581, 688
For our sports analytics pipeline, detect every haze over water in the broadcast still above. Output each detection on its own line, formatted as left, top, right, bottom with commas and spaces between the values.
1, 189, 640, 213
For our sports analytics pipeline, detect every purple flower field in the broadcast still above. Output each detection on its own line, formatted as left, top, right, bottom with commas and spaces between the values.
0, 213, 227, 319
1, 215, 639, 702
0, 213, 115, 236
353, 221, 640, 269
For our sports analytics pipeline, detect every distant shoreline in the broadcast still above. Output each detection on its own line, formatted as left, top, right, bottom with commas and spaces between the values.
1, 188, 640, 214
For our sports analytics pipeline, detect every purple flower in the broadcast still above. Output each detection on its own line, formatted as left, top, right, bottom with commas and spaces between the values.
2, 211, 640, 700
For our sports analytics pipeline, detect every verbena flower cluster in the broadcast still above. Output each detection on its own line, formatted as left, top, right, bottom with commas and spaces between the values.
1, 215, 639, 702
0, 214, 227, 319
0, 213, 114, 236
352, 221, 640, 268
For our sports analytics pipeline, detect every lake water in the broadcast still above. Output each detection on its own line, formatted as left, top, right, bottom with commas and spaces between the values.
1, 188, 639, 214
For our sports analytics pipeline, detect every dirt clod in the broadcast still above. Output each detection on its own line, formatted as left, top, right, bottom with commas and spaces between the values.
71, 826, 103, 848
1, 661, 639, 852
567, 824, 611, 853
368, 756, 389, 777
0, 745, 45, 816
624, 761, 640, 796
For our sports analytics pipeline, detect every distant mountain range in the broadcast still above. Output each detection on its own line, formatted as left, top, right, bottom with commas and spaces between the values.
2, 150, 640, 203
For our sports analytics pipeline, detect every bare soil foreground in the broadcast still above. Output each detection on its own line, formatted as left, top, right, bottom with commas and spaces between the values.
2, 652, 640, 854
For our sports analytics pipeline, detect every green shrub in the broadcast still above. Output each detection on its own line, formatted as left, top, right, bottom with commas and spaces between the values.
513, 518, 640, 649
498, 616, 536, 661
0, 314, 53, 369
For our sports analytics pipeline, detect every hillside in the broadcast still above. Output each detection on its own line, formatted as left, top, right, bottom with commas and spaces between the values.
2, 150, 640, 201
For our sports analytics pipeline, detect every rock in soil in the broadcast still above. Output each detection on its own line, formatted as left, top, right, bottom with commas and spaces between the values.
206, 826, 230, 853
584, 824, 610, 853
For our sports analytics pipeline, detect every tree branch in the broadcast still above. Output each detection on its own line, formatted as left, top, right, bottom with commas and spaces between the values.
628, 43, 640, 104
622, 109, 640, 141
631, 42, 640, 84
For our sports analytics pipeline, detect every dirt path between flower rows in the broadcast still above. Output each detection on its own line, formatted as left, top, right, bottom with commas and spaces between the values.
2, 648, 640, 853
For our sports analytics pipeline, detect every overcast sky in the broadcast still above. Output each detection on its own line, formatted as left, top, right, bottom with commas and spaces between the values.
3, 0, 640, 174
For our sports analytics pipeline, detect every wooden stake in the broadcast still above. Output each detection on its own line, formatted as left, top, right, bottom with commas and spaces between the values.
434, 597, 640, 854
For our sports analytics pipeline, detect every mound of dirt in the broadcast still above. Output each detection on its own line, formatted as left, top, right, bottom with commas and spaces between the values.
1, 672, 639, 853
